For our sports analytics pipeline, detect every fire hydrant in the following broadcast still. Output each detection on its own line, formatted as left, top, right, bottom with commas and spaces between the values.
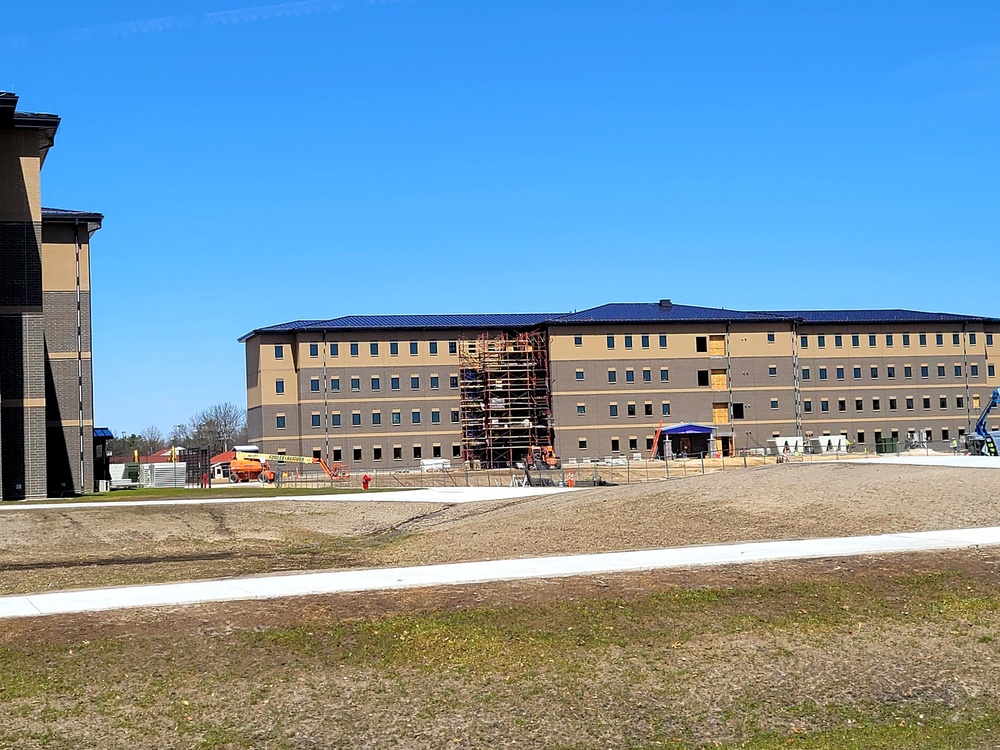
362, 473, 371, 491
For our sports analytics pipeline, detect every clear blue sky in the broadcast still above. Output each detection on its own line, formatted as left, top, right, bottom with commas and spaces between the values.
3, 0, 998, 437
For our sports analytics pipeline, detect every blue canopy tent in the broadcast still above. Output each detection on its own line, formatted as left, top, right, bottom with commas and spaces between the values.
659, 423, 715, 458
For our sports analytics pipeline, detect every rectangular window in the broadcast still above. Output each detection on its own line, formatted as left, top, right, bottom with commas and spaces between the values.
956, 395, 965, 408
988, 334, 994, 346
576, 370, 585, 381
311, 378, 320, 392
579, 438, 588, 450
332, 413, 341, 426
608, 370, 617, 383
919, 333, 927, 346
391, 411, 400, 425
330, 343, 339, 357
627, 403, 636, 417
350, 377, 360, 391
413, 446, 422, 459
641, 335, 649, 348
309, 343, 318, 357
869, 334, 876, 347
624, 335, 633, 349
274, 345, 284, 359
370, 342, 379, 356
642, 368, 651, 382
372, 412, 381, 425
921, 365, 929, 378
953, 333, 960, 345
870, 366, 878, 379
936, 333, 944, 346
990, 365, 996, 378
838, 399, 846, 412
430, 376, 439, 389
353, 448, 362, 462
902, 334, 910, 346
390, 376, 400, 390
276, 415, 286, 429
906, 397, 914, 410
449, 340, 457, 354
577, 404, 586, 415
393, 446, 402, 461
659, 334, 668, 348
429, 341, 438, 355
820, 399, 829, 413
311, 414, 321, 427
770, 399, 779, 410
611, 438, 620, 452
886, 334, 893, 347
662, 402, 672, 416
937, 365, 946, 377
836, 367, 845, 380
452, 444, 461, 458
767, 332, 775, 343
451, 410, 460, 423
411, 410, 421, 425
644, 402, 653, 416
390, 341, 399, 356
857, 431, 865, 445
768, 365, 777, 377
660, 368, 669, 382
803, 399, 812, 413
887, 366, 895, 379
371, 376, 380, 390
350, 342, 359, 356
853, 367, 862, 379
431, 409, 440, 424
939, 396, 947, 409
872, 398, 881, 411
625, 369, 635, 383
609, 404, 619, 417
802, 367, 810, 380
851, 334, 860, 347
450, 375, 459, 388
410, 376, 419, 390
374, 447, 383, 461
697, 370, 710, 387
923, 397, 931, 409
817, 335, 826, 348
574, 335, 583, 346
972, 364, 980, 377
904, 366, 912, 378
410, 341, 418, 355
607, 335, 615, 349
352, 412, 361, 426
275, 379, 284, 394
889, 397, 897, 410
696, 336, 708, 352
955, 365, 963, 377
855, 398, 863, 412
800, 335, 808, 349
835, 334, 843, 347
970, 333, 977, 345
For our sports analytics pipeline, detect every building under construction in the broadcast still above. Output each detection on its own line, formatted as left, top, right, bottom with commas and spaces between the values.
458, 331, 552, 467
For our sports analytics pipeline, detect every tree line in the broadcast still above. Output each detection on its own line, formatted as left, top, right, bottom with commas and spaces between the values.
111, 402, 248, 460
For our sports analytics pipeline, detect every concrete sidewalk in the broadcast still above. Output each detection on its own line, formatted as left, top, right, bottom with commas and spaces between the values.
867, 455, 1000, 468
0, 485, 577, 512
2, 526, 998, 620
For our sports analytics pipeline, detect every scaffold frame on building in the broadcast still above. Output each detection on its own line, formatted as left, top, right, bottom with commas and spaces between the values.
459, 330, 553, 467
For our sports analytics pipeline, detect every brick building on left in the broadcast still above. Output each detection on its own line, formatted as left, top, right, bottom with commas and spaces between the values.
0, 93, 103, 500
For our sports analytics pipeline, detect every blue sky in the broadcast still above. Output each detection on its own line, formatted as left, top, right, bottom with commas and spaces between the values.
3, 0, 998, 436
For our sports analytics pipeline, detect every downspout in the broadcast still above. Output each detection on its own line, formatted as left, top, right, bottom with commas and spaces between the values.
725, 321, 733, 457
74, 219, 85, 492
963, 322, 971, 436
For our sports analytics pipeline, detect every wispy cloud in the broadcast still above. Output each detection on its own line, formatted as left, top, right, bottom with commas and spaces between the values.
4, 0, 395, 47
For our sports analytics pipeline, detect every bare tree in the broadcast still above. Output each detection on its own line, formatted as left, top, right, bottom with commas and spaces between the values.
187, 402, 247, 455
138, 425, 166, 457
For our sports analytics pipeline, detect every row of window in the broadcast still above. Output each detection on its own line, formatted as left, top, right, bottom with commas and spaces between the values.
277, 374, 461, 394
583, 402, 672, 418
800, 394, 976, 414
322, 444, 463, 462
576, 367, 670, 384
798, 332, 992, 349
598, 334, 670, 350
277, 408, 462, 429
794, 364, 990, 381
275, 340, 461, 360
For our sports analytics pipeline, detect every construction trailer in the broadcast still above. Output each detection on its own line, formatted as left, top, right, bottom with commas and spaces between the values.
458, 330, 554, 468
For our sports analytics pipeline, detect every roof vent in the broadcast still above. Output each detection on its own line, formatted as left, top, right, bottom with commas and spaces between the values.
658, 299, 672, 310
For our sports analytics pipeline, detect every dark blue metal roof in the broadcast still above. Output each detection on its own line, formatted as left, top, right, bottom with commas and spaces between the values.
768, 309, 995, 324
239, 313, 558, 341
93, 427, 114, 439
42, 207, 104, 222
554, 303, 788, 324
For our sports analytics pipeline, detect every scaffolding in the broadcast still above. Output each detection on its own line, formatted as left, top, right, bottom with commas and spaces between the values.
459, 330, 553, 468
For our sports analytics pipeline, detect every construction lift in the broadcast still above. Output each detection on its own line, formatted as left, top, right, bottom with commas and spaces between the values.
229, 451, 350, 483
968, 387, 1000, 455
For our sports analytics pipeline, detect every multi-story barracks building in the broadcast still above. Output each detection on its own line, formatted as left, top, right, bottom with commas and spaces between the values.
241, 300, 1000, 467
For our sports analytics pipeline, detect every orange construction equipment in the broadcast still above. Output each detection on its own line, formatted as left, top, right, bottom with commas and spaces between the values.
526, 444, 561, 470
230, 451, 350, 483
